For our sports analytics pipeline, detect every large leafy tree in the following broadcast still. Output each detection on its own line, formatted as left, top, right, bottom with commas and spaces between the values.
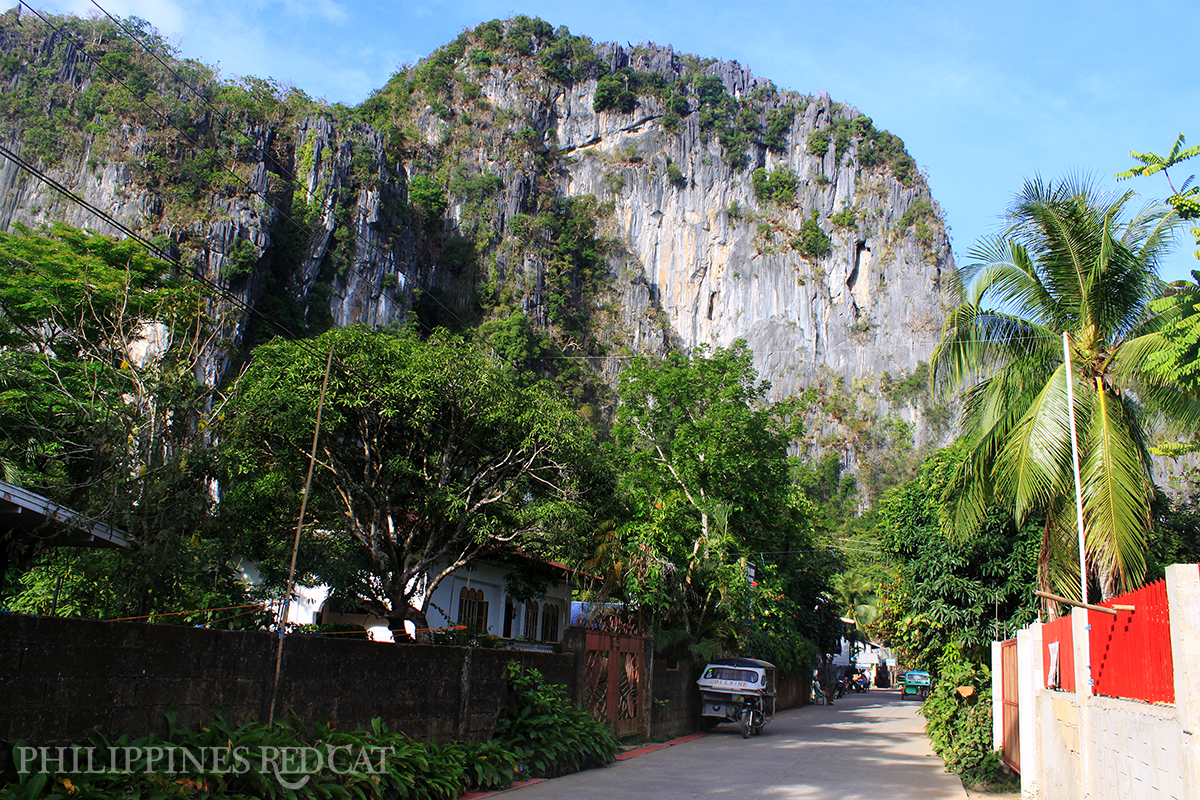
610, 341, 831, 663
874, 442, 1039, 671
0, 224, 248, 623
931, 177, 1199, 600
220, 325, 605, 629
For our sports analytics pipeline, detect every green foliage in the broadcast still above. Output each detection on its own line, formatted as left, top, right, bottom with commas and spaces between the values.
764, 106, 796, 152
593, 69, 640, 113
493, 664, 618, 777
790, 212, 832, 260
407, 174, 447, 233
0, 225, 241, 622
874, 442, 1039, 671
898, 198, 937, 244
667, 161, 686, 187
920, 645, 1015, 790
612, 342, 828, 663
220, 326, 604, 627
808, 115, 916, 186
1146, 273, 1200, 392
806, 129, 830, 157
508, 196, 606, 330
221, 237, 259, 279
931, 176, 1191, 599
752, 167, 798, 205
831, 206, 857, 229
2, 672, 615, 800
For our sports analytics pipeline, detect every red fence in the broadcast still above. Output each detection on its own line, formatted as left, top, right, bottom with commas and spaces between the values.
1041, 614, 1075, 692
1089, 579, 1174, 704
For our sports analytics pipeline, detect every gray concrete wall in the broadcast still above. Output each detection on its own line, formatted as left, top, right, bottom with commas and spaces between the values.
0, 612, 573, 746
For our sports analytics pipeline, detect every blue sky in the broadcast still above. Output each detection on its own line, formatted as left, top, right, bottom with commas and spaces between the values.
26, 0, 1200, 282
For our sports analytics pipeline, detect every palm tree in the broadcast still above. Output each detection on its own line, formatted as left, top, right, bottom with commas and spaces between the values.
831, 571, 878, 655
932, 177, 1199, 601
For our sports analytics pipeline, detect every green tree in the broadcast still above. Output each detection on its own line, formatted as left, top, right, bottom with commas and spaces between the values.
0, 224, 249, 623
220, 325, 604, 629
1116, 135, 1200, 399
931, 177, 1198, 600
611, 342, 825, 664
830, 570, 878, 649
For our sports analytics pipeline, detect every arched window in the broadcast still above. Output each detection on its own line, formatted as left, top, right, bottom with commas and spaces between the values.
524, 600, 539, 640
457, 587, 488, 633
541, 602, 560, 642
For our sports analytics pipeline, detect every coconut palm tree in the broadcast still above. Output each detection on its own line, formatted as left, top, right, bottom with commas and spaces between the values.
932, 177, 1200, 601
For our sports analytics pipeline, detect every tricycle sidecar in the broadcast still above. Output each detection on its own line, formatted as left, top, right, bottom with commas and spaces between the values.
697, 657, 776, 738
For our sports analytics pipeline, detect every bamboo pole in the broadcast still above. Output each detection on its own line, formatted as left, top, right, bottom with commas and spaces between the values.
1034, 590, 1134, 616
267, 343, 335, 726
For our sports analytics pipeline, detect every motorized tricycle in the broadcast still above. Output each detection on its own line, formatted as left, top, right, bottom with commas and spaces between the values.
697, 657, 776, 739
900, 669, 931, 699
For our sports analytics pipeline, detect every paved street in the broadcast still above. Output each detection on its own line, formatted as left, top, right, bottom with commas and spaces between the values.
509, 690, 968, 799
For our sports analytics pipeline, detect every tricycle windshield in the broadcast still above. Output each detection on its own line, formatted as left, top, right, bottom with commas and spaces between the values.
702, 666, 761, 683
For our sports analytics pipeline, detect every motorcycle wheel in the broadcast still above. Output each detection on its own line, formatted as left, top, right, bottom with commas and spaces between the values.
739, 709, 752, 739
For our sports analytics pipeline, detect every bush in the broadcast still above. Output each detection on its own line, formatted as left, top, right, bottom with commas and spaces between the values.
1, 667, 617, 798
752, 167, 798, 206
493, 664, 619, 778
807, 129, 830, 156
667, 162, 686, 187
920, 644, 1009, 787
791, 212, 832, 260
831, 206, 857, 229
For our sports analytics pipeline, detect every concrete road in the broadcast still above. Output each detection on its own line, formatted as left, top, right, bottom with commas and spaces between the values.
508, 690, 968, 799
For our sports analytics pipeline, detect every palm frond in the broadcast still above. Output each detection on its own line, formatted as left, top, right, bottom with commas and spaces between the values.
1081, 388, 1152, 593
993, 364, 1074, 523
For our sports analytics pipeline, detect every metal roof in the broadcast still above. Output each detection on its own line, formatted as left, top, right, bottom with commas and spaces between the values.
0, 480, 131, 548
705, 657, 777, 669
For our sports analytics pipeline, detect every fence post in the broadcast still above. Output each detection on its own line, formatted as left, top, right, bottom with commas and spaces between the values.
1017, 623, 1043, 800
1166, 564, 1200, 800
1070, 607, 1092, 799
992, 639, 1003, 753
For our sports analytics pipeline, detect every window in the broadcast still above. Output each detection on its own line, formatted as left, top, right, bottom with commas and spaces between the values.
541, 602, 560, 642
503, 596, 515, 638
457, 587, 488, 633
524, 600, 539, 640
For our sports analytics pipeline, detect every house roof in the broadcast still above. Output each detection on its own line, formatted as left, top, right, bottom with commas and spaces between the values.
0, 480, 131, 548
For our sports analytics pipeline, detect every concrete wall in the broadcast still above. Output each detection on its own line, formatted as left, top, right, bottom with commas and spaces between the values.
995, 564, 1200, 800
0, 612, 573, 746
650, 660, 701, 739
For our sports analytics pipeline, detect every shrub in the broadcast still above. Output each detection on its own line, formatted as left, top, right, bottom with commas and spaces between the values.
752, 167, 798, 206
807, 129, 830, 156
921, 644, 1010, 787
493, 664, 619, 778
831, 206, 857, 229
791, 212, 832, 260
667, 161, 686, 187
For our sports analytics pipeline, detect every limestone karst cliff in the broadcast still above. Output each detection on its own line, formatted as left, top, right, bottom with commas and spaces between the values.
0, 11, 954, 486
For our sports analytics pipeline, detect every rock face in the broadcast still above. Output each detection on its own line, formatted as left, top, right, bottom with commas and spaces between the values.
0, 14, 952, 454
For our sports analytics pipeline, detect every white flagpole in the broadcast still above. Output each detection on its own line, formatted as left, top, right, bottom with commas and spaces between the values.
1063, 332, 1088, 604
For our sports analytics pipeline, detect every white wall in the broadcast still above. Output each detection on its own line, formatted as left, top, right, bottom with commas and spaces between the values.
422, 560, 571, 641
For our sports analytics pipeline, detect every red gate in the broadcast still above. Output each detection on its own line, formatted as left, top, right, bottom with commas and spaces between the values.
1001, 638, 1020, 774
583, 630, 647, 737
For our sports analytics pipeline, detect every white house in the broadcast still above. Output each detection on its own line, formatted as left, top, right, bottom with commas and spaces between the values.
244, 554, 574, 645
